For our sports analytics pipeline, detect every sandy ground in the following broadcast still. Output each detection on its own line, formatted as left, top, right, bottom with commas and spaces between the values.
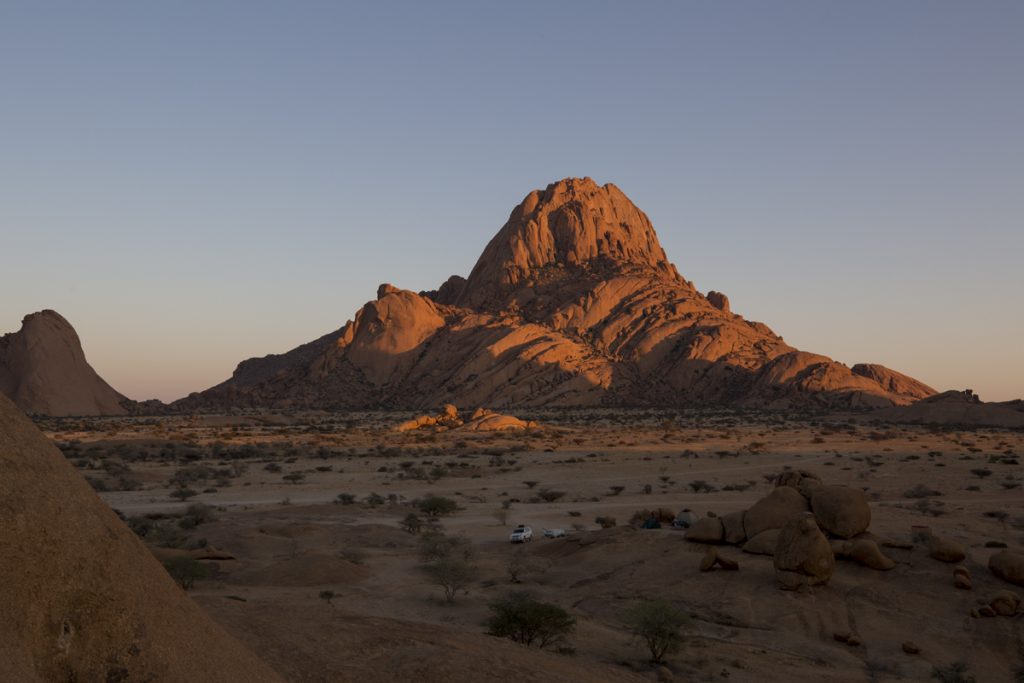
40, 410, 1024, 682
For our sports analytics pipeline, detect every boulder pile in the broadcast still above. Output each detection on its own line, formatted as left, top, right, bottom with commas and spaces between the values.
397, 405, 537, 432
685, 470, 894, 589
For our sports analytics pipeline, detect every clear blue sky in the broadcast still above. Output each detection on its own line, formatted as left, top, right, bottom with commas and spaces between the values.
2, 2, 1022, 402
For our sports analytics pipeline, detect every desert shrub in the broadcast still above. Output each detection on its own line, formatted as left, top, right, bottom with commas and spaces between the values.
608, 485, 625, 496
537, 489, 565, 503
507, 552, 530, 583
487, 593, 575, 649
629, 508, 676, 527
365, 492, 386, 506
169, 487, 198, 501
162, 556, 209, 590
319, 590, 336, 605
86, 476, 109, 492
523, 480, 539, 489
401, 512, 423, 534
982, 510, 1009, 523
335, 493, 356, 505
595, 516, 617, 529
282, 472, 305, 484
419, 532, 475, 564
178, 504, 216, 529
624, 598, 689, 664
970, 468, 992, 478
417, 495, 458, 517
904, 484, 942, 498
127, 515, 156, 538
931, 661, 976, 683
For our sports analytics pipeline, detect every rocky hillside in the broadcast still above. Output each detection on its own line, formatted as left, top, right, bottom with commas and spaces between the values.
179, 177, 936, 411
0, 310, 131, 416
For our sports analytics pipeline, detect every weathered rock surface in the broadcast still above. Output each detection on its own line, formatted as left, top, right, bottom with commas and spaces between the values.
774, 513, 835, 590
706, 290, 730, 313
175, 178, 937, 412
685, 516, 725, 543
811, 486, 871, 539
830, 538, 896, 570
0, 310, 130, 416
0, 393, 283, 682
721, 510, 748, 544
742, 529, 781, 556
775, 470, 823, 499
744, 486, 809, 539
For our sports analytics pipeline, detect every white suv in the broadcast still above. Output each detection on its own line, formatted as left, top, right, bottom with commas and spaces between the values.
509, 525, 533, 543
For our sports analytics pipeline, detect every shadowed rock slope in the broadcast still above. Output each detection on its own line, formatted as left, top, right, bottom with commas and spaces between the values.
0, 310, 130, 416
179, 177, 935, 411
0, 393, 285, 682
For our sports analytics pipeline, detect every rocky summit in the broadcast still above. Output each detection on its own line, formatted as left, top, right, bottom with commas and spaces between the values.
178, 177, 936, 411
0, 310, 130, 416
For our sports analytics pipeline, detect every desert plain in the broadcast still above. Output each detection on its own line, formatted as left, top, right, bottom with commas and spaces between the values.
35, 407, 1024, 682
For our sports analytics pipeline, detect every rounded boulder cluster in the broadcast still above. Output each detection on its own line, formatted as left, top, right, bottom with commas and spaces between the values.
685, 470, 889, 590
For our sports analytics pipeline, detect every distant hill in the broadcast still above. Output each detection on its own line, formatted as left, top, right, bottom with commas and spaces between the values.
0, 310, 131, 416
177, 177, 936, 412
867, 389, 1024, 428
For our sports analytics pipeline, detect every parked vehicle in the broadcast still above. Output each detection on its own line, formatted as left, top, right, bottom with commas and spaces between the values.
509, 525, 533, 543
543, 528, 566, 538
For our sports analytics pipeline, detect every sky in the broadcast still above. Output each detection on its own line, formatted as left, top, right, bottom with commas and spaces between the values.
1, 1, 1022, 403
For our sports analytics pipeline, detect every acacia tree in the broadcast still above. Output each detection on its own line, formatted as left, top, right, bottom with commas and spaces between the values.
417, 495, 458, 517
487, 593, 575, 649
401, 512, 423, 534
419, 532, 477, 603
624, 599, 689, 664
424, 556, 478, 603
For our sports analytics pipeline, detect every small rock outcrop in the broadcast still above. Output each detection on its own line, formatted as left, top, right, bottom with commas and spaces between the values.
830, 538, 896, 571
706, 291, 730, 313
989, 550, 1024, 587
699, 547, 738, 571
987, 590, 1021, 616
928, 536, 967, 564
397, 405, 537, 432
774, 513, 835, 590
954, 566, 973, 590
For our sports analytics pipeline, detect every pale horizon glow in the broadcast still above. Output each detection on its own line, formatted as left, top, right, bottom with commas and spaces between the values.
2, 2, 1022, 403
